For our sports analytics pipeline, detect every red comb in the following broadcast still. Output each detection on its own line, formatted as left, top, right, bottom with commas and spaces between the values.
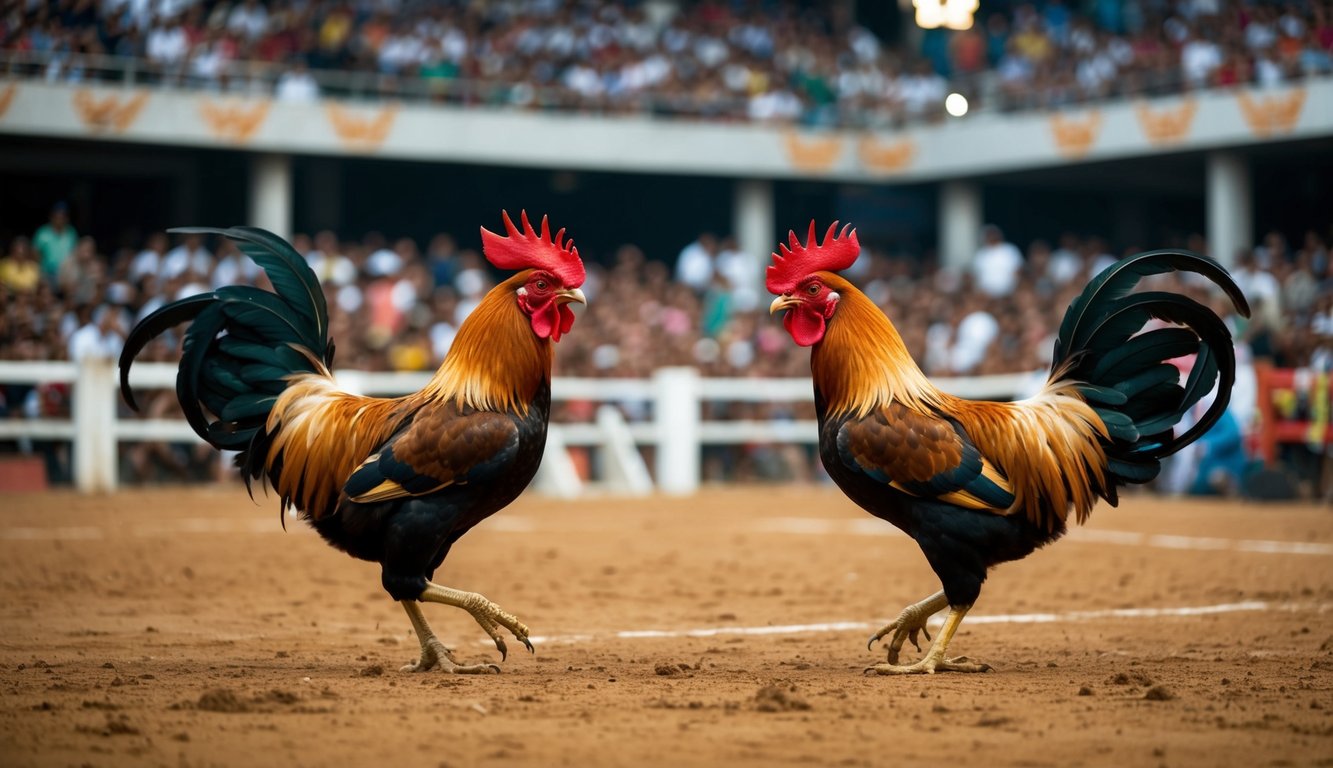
766, 221, 860, 294
480, 210, 585, 287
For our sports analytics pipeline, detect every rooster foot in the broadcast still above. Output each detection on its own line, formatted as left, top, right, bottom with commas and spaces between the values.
865, 605, 990, 675
867, 591, 948, 664
864, 655, 992, 675
462, 596, 533, 661
420, 583, 534, 661
401, 637, 501, 674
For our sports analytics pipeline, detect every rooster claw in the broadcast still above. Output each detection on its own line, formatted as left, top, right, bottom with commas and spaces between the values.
402, 638, 501, 674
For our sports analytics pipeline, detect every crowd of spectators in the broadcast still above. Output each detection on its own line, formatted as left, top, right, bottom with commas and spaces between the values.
1, 201, 1328, 487
2, 0, 1331, 126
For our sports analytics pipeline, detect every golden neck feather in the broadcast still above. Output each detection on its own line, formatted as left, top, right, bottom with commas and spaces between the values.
421, 270, 552, 414
810, 273, 942, 417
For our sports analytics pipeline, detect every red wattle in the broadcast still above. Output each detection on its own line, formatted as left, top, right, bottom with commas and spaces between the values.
557, 304, 576, 337
530, 303, 557, 340
783, 306, 826, 346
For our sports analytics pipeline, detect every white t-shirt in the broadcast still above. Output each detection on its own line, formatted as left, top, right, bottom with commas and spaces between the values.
162, 244, 214, 279
972, 241, 1023, 297
950, 310, 1000, 373
675, 240, 714, 291
68, 324, 125, 361
1181, 39, 1222, 86
276, 71, 320, 102
146, 26, 188, 64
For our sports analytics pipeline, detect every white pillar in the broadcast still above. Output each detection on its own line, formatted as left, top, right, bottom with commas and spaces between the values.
938, 180, 982, 272
1207, 151, 1251, 268
249, 153, 293, 239
73, 357, 117, 494
733, 179, 774, 298
654, 367, 701, 496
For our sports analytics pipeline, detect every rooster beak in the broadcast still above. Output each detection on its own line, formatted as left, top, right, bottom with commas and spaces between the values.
556, 287, 587, 305
770, 295, 798, 315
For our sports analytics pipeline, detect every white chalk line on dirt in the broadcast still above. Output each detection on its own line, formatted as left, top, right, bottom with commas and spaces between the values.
521, 600, 1331, 646
751, 516, 1333, 556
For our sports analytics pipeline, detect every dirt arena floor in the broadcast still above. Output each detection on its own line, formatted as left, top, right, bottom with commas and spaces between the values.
1, 486, 1330, 767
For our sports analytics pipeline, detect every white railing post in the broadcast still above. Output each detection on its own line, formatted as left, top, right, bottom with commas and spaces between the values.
595, 405, 653, 496
653, 367, 701, 495
73, 356, 118, 493
533, 425, 584, 499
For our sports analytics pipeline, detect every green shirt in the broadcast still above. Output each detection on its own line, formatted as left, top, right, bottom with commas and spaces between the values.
33, 223, 77, 278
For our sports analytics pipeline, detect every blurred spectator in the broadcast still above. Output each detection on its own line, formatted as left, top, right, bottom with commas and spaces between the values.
1181, 27, 1224, 87
275, 59, 320, 102
129, 232, 169, 283
162, 232, 213, 281
33, 202, 76, 280
972, 224, 1024, 298
67, 304, 125, 361
0, 237, 40, 293
306, 230, 357, 286
6, 0, 1328, 128
675, 232, 718, 293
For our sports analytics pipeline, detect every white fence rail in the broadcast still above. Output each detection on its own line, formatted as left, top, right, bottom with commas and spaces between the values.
0, 359, 1035, 496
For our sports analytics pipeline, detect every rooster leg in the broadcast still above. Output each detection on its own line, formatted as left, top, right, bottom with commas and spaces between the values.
867, 590, 948, 664
418, 582, 534, 661
864, 605, 992, 675
399, 600, 500, 674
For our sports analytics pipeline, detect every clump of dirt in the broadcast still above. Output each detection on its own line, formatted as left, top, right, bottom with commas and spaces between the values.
360, 664, 385, 677
1144, 685, 1176, 701
1077, 686, 1094, 696
77, 714, 140, 737
754, 683, 810, 712
262, 690, 301, 705
193, 688, 303, 713
654, 662, 694, 677
1107, 671, 1154, 687
196, 688, 250, 713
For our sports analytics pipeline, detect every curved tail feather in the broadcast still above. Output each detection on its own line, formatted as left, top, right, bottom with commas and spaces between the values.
118, 226, 332, 492
1050, 250, 1250, 489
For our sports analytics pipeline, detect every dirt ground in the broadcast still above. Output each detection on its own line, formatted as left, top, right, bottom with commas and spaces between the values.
1, 486, 1330, 768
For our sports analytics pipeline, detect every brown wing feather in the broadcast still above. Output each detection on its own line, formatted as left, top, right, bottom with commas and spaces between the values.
346, 406, 520, 503
840, 402, 1014, 511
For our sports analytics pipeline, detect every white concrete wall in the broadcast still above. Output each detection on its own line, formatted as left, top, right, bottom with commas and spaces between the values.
0, 78, 1328, 182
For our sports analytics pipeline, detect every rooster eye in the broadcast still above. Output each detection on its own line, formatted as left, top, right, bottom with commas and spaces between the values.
807, 283, 821, 295
536, 280, 548, 290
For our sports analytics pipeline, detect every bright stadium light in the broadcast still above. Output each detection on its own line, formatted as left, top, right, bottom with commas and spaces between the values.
913, 0, 979, 31
945, 93, 969, 117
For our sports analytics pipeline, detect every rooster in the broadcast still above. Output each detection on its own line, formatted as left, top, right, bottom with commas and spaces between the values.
120, 212, 586, 674
767, 223, 1249, 674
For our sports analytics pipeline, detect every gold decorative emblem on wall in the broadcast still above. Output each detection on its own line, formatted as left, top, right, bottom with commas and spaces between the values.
1048, 110, 1102, 158
198, 98, 271, 143
1134, 99, 1197, 145
1236, 88, 1306, 137
71, 89, 149, 132
782, 130, 843, 172
0, 84, 17, 120
857, 135, 916, 173
325, 102, 398, 149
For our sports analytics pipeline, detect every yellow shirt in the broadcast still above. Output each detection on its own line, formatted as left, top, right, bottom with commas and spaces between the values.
0, 258, 40, 292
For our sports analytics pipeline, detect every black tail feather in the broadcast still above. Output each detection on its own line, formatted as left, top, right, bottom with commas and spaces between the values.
1052, 250, 1250, 488
119, 226, 331, 470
